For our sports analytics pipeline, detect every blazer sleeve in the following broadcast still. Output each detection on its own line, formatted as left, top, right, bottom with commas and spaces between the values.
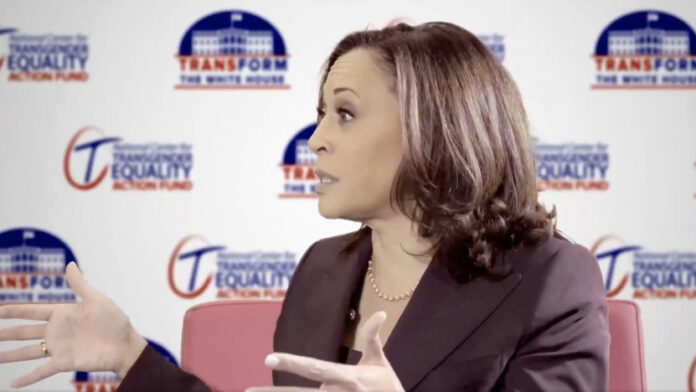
500, 243, 611, 392
117, 344, 211, 392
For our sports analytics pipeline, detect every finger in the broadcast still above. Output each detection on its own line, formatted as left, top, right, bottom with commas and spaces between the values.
0, 343, 46, 364
357, 311, 388, 365
319, 383, 350, 392
265, 353, 355, 384
10, 359, 60, 388
65, 261, 96, 300
0, 324, 46, 341
245, 387, 320, 392
0, 304, 56, 321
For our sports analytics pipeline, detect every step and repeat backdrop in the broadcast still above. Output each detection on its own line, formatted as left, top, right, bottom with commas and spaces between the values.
0, 0, 695, 391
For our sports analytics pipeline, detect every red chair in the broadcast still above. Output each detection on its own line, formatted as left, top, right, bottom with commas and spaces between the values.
607, 299, 648, 392
181, 300, 282, 392
181, 299, 647, 392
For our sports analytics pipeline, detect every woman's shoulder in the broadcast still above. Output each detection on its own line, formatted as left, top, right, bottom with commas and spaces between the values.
505, 235, 597, 276
502, 235, 606, 306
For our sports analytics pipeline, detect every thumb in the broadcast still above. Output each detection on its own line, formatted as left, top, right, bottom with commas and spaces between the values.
357, 311, 389, 366
65, 261, 96, 300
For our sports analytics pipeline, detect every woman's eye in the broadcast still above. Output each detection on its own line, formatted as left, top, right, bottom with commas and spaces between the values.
316, 107, 326, 121
337, 108, 354, 122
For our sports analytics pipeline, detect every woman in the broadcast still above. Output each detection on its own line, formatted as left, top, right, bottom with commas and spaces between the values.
0, 22, 609, 391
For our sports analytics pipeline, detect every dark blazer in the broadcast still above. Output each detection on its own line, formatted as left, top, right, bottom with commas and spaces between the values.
273, 230, 610, 391
119, 230, 609, 392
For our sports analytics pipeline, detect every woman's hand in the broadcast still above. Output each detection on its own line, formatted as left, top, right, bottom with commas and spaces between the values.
247, 311, 404, 392
0, 262, 147, 389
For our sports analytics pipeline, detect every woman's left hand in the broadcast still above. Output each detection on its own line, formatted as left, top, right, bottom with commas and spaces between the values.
246, 311, 404, 392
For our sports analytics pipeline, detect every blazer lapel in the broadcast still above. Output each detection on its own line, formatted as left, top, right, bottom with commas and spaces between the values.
278, 231, 372, 361
315, 231, 372, 361
384, 255, 522, 391
274, 231, 372, 387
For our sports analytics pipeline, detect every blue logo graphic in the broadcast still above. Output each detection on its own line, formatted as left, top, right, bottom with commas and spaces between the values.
64, 127, 194, 191
533, 139, 610, 191
593, 10, 696, 88
0, 27, 89, 82
592, 235, 696, 300
280, 123, 317, 198
478, 34, 505, 62
0, 228, 77, 303
177, 10, 289, 89
169, 235, 296, 300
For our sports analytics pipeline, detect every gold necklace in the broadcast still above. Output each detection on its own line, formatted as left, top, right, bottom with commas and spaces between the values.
367, 259, 416, 302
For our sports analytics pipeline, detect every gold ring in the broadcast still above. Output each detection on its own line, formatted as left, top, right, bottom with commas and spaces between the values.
40, 340, 48, 357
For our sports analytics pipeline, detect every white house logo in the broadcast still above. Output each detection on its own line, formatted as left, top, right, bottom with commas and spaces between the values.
0, 228, 77, 303
168, 235, 297, 300
64, 126, 194, 191
533, 138, 610, 191
593, 10, 696, 89
384, 17, 505, 62
176, 10, 289, 89
72, 339, 177, 392
0, 26, 89, 82
280, 123, 318, 198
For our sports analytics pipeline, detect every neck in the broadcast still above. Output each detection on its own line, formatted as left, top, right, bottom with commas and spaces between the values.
365, 212, 433, 268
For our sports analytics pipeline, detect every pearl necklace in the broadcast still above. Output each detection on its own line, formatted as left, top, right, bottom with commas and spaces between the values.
367, 259, 416, 302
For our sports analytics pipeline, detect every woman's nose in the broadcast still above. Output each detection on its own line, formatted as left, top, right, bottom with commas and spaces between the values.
308, 123, 329, 154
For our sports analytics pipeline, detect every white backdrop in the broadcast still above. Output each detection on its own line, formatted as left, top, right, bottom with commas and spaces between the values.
0, 0, 695, 391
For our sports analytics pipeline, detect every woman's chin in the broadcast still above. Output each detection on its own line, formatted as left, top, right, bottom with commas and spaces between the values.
317, 197, 344, 219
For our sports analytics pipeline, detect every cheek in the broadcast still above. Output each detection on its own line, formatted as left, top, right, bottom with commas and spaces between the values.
350, 139, 403, 199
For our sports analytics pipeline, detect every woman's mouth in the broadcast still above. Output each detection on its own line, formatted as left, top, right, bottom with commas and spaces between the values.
315, 169, 339, 191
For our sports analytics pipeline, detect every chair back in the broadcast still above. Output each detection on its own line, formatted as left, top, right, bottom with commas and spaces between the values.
181, 300, 283, 391
608, 299, 648, 392
181, 299, 648, 391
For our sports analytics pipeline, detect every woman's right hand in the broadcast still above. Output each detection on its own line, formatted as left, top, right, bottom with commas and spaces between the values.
0, 262, 148, 389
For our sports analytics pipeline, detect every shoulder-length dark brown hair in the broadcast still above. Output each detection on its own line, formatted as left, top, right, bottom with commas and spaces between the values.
323, 22, 556, 283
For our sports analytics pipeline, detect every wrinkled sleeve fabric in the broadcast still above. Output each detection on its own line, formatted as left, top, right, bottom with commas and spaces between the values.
118, 344, 212, 392
500, 243, 611, 392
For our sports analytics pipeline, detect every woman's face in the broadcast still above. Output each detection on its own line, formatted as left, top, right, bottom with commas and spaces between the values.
309, 48, 404, 221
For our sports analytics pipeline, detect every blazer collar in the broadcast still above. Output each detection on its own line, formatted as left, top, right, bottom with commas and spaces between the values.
315, 229, 521, 391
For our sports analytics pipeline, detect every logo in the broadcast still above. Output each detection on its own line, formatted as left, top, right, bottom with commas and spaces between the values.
593, 10, 696, 89
383, 18, 505, 62
0, 27, 16, 71
0, 228, 77, 303
478, 34, 505, 62
280, 123, 318, 198
176, 10, 289, 89
534, 138, 610, 191
168, 235, 297, 300
72, 338, 177, 392
63, 126, 194, 191
592, 235, 696, 299
0, 27, 89, 82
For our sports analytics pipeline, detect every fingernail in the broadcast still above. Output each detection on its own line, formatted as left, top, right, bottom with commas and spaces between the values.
264, 354, 280, 368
